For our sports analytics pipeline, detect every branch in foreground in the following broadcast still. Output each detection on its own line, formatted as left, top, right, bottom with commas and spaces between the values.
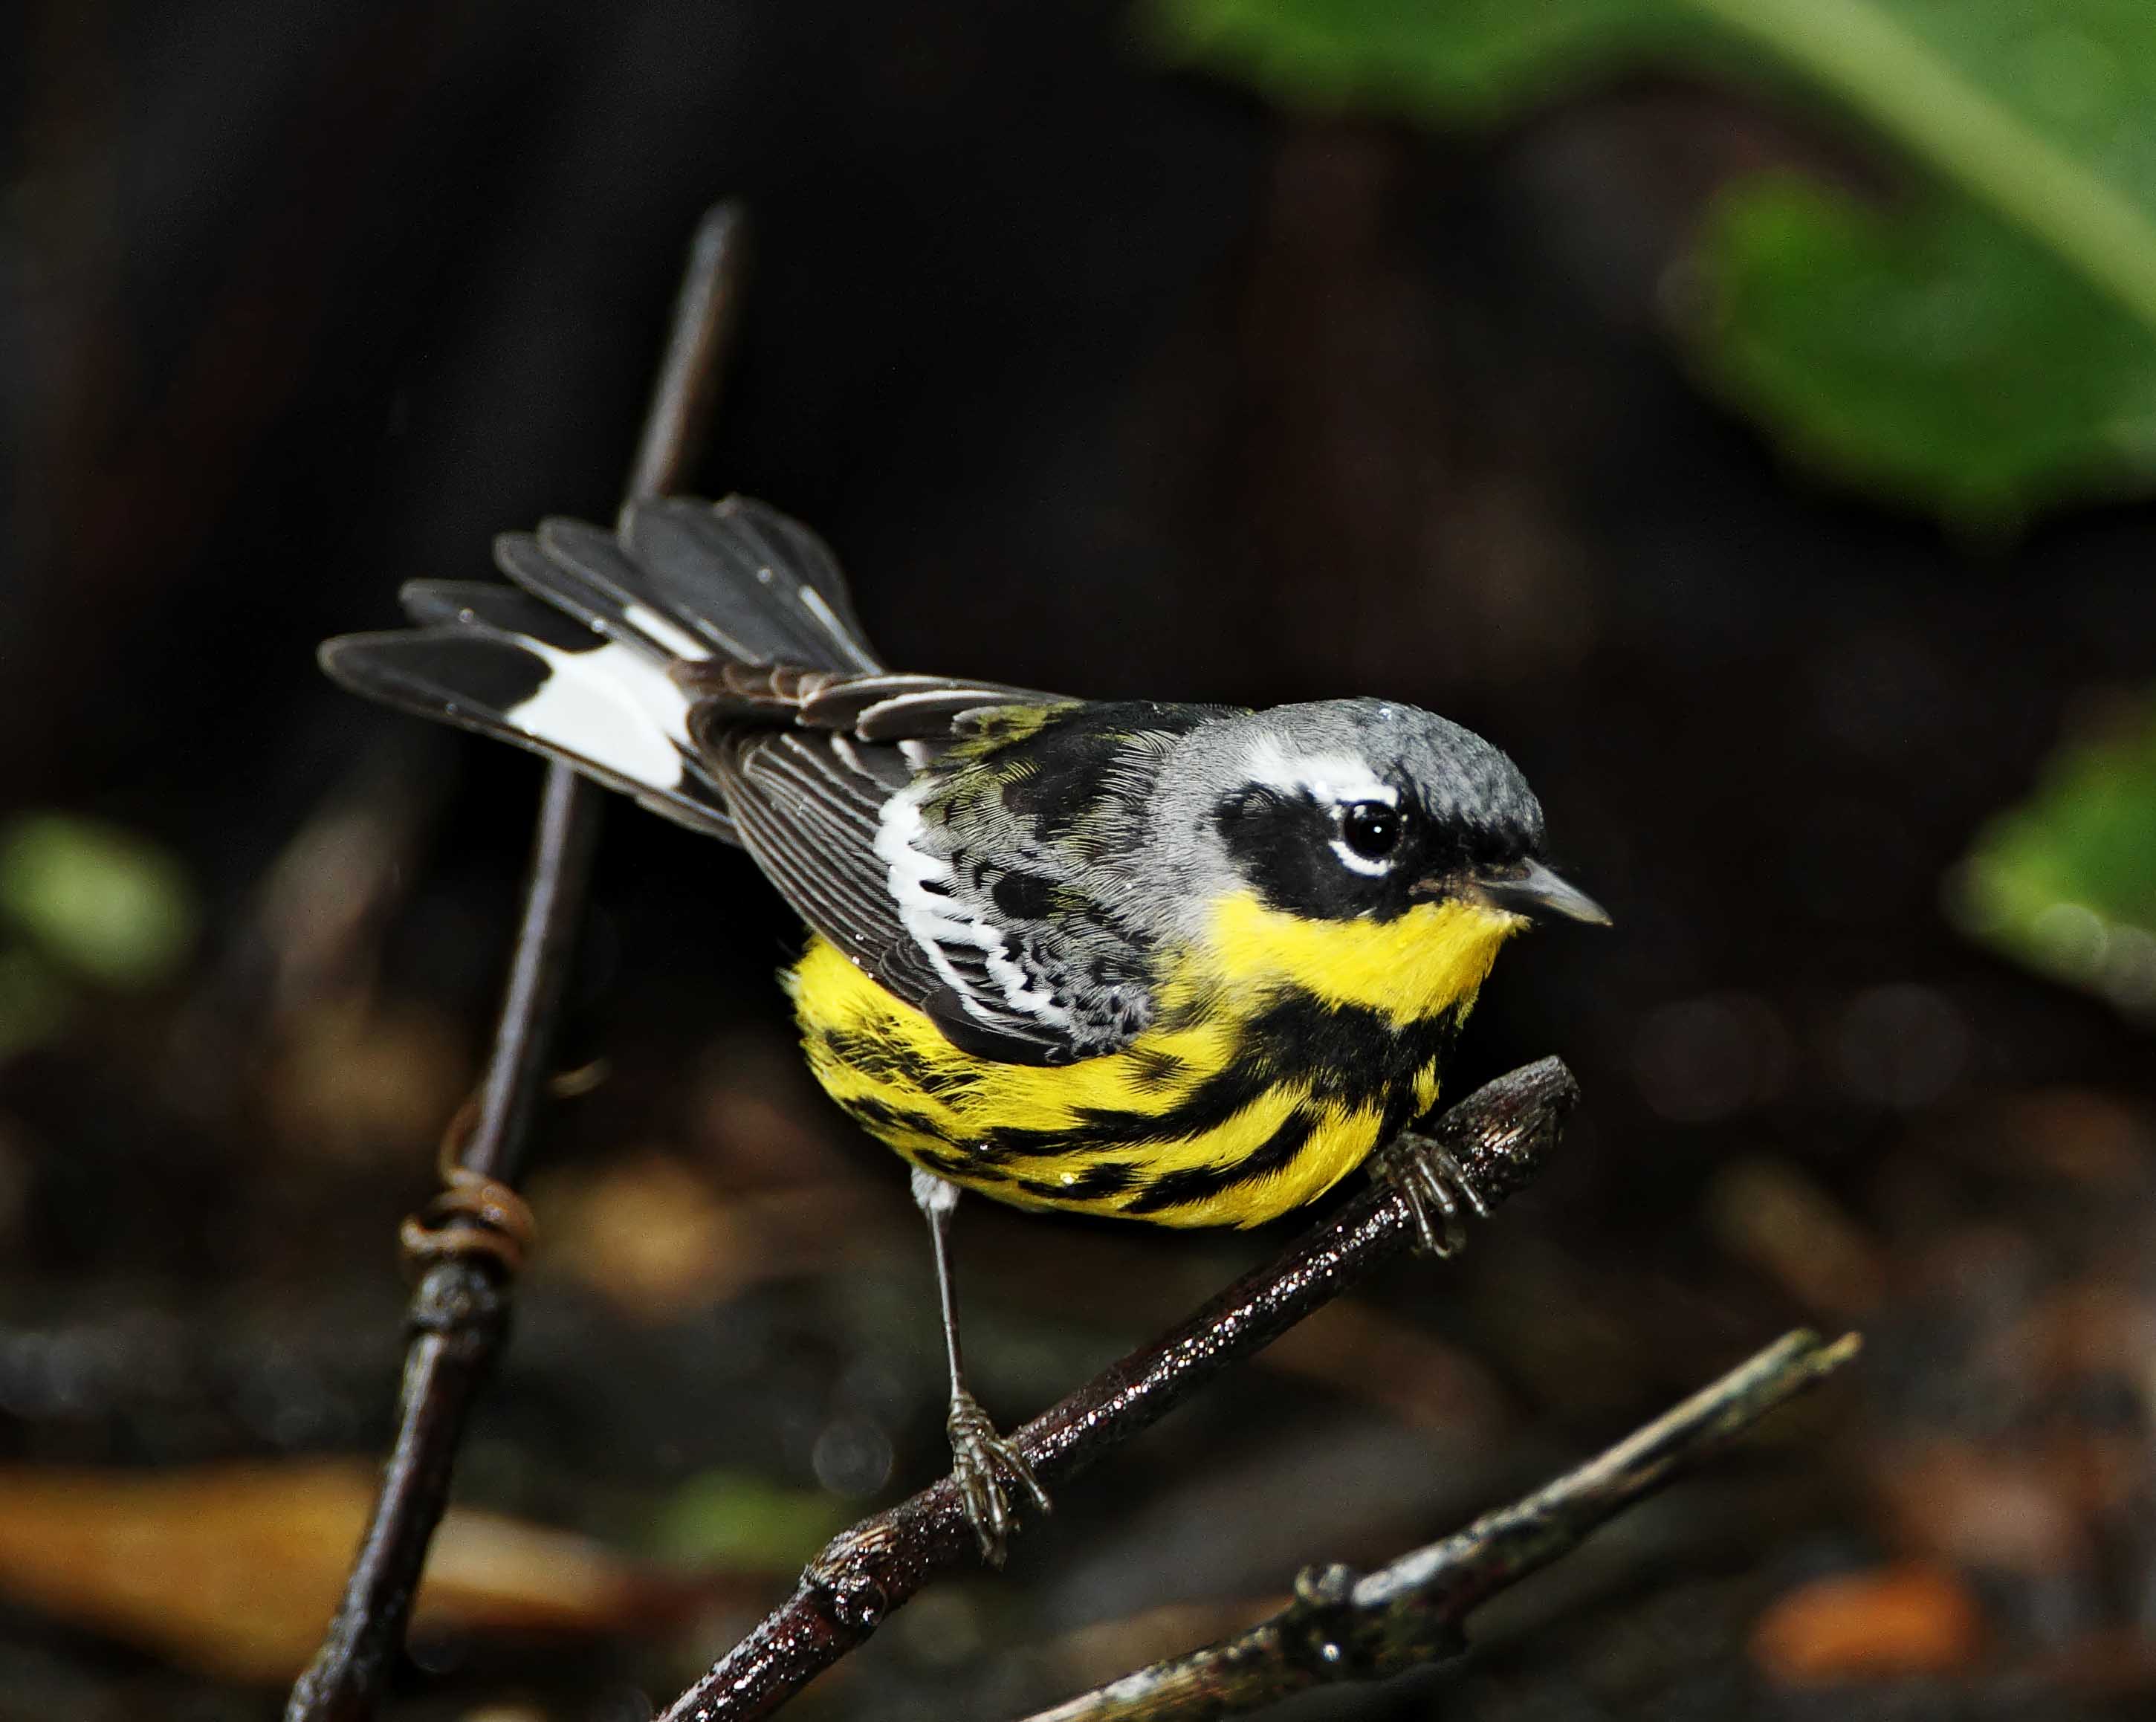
285, 201, 751, 1722
1019, 1327, 1862, 1722
658, 1056, 1579, 1722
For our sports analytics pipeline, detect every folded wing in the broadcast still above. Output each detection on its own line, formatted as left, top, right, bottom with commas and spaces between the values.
320, 493, 1122, 1063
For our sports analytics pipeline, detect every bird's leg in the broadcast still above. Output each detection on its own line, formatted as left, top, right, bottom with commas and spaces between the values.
912, 1166, 1050, 1566
1373, 1127, 1493, 1258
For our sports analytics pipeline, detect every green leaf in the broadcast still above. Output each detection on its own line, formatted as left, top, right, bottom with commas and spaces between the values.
1149, 0, 2156, 520
1145, 0, 1687, 125
1694, 180, 2156, 522
0, 814, 199, 991
1951, 699, 2156, 1022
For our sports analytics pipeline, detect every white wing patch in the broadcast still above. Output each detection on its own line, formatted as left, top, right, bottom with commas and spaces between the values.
873, 784, 1075, 1038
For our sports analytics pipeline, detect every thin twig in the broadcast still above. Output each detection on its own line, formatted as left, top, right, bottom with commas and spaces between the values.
285, 199, 751, 1722
657, 1056, 1582, 1722
1017, 1327, 1862, 1722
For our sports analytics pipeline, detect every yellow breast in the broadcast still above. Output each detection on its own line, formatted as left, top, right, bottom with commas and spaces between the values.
786, 890, 1524, 1229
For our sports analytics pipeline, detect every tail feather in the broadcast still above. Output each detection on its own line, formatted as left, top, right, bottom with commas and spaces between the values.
318, 493, 886, 841
491, 530, 647, 647
619, 497, 880, 671
319, 624, 739, 841
398, 579, 595, 651
493, 520, 715, 664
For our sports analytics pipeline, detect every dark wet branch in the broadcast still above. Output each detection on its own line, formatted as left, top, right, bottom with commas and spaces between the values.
285, 200, 751, 1722
656, 1056, 1582, 1722
1017, 1327, 1861, 1722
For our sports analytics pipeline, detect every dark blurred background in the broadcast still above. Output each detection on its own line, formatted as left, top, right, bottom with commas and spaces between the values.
7, 1, 2156, 1718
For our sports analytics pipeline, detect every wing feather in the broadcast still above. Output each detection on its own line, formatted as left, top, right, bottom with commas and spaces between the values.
328, 489, 1159, 1066
622, 498, 880, 670
696, 702, 1095, 1063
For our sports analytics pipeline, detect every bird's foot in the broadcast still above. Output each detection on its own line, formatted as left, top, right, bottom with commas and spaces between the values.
1376, 1130, 1492, 1258
947, 1389, 1049, 1567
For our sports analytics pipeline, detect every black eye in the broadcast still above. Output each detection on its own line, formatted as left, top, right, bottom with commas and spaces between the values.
1341, 801, 1401, 861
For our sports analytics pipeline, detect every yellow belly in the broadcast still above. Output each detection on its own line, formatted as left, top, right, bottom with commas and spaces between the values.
786, 891, 1522, 1229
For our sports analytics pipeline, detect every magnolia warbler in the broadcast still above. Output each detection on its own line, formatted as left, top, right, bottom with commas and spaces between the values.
322, 494, 1606, 1561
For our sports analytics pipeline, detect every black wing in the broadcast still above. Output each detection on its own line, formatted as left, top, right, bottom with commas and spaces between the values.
682, 662, 1093, 1062
321, 491, 1156, 1063
693, 686, 1235, 1066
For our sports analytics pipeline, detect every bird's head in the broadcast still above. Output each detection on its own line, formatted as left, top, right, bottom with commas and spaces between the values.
1153, 699, 1605, 1015
1185, 699, 1605, 927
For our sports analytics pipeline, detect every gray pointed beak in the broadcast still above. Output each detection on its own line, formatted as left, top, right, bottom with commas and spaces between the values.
1475, 859, 1611, 926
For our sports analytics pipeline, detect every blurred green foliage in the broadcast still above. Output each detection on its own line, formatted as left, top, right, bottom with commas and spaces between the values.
0, 814, 198, 990
647, 1470, 855, 1570
1700, 181, 2156, 522
1150, 0, 2156, 1004
0, 815, 198, 1058
1952, 703, 2156, 1022
1150, 0, 2156, 524
1146, 0, 1688, 122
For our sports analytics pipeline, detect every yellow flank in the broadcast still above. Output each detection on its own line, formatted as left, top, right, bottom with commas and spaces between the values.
787, 890, 1527, 1229
1203, 890, 1524, 1026
1412, 1056, 1443, 1116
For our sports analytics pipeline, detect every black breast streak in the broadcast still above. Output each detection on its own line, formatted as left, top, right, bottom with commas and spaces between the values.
972, 990, 1464, 1163
1255, 990, 1461, 1112
919, 1145, 1009, 1184
1121, 999, 1463, 1214
836, 1092, 953, 1145
1014, 1160, 1139, 1203
1123, 1046, 1188, 1090
1120, 1109, 1316, 1214
817, 1024, 977, 1100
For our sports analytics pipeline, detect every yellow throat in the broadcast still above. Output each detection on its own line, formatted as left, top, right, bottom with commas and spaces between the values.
1195, 889, 1527, 1025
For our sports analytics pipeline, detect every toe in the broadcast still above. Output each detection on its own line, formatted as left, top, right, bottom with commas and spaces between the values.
1000, 1443, 1052, 1514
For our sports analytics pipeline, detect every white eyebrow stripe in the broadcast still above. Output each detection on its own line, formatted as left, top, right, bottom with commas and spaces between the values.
1241, 737, 1396, 807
